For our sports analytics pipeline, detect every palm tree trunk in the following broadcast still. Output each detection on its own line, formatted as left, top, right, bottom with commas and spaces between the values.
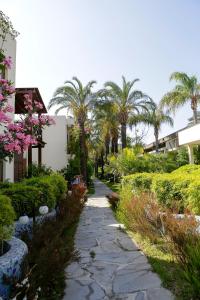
191, 97, 198, 124
95, 154, 98, 177
114, 135, 118, 153
121, 123, 127, 149
100, 150, 104, 178
105, 135, 110, 162
111, 138, 115, 154
79, 122, 87, 183
154, 127, 159, 153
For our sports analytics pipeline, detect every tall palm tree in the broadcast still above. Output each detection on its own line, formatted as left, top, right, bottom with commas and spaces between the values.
94, 101, 119, 157
103, 76, 149, 149
48, 77, 97, 182
133, 101, 174, 152
161, 72, 200, 124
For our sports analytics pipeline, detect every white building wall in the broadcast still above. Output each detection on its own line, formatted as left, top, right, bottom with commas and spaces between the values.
0, 34, 16, 182
32, 116, 68, 171
178, 124, 200, 146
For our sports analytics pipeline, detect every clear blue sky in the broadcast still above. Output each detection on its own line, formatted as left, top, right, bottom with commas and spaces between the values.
2, 0, 200, 143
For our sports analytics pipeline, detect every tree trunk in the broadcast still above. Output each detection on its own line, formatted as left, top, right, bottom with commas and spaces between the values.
154, 127, 159, 153
111, 138, 115, 154
114, 135, 118, 153
94, 154, 98, 177
79, 122, 87, 183
100, 151, 104, 178
105, 135, 110, 162
191, 97, 198, 124
121, 123, 127, 149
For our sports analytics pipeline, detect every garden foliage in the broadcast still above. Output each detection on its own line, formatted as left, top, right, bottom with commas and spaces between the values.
0, 174, 67, 219
122, 164, 200, 213
116, 190, 200, 298
0, 195, 15, 246
11, 189, 84, 299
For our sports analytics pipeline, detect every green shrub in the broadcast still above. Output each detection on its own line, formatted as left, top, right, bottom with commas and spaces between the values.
47, 174, 67, 200
151, 174, 191, 211
27, 163, 53, 177
122, 173, 155, 193
122, 165, 200, 213
175, 147, 189, 166
186, 180, 200, 214
1, 184, 41, 219
0, 181, 12, 189
23, 177, 56, 210
172, 164, 200, 175
0, 195, 15, 244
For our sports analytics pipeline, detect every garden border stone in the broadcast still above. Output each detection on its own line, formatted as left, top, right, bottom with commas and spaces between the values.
0, 237, 28, 300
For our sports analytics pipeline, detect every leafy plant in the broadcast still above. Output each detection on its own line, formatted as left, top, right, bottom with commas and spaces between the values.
0, 195, 15, 255
27, 163, 53, 178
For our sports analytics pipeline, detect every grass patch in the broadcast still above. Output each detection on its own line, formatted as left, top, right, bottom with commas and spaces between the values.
102, 179, 120, 193
128, 232, 192, 300
87, 180, 95, 195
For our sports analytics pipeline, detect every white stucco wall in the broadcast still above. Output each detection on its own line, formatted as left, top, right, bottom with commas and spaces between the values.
0, 34, 16, 182
32, 116, 68, 171
178, 124, 200, 146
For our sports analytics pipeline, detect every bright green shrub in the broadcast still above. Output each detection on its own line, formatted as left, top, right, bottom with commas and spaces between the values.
1, 184, 41, 218
122, 173, 155, 192
0, 195, 15, 242
172, 164, 200, 175
23, 177, 56, 210
151, 174, 192, 211
186, 180, 200, 214
47, 174, 67, 200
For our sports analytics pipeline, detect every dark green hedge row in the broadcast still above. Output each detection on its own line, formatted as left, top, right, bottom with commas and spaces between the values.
122, 165, 200, 214
0, 174, 67, 219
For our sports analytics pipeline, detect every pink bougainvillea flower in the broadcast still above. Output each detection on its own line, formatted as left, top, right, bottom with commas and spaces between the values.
2, 56, 12, 69
0, 111, 11, 123
0, 94, 4, 101
3, 104, 14, 113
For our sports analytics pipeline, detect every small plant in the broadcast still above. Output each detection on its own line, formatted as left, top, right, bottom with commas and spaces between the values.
90, 250, 96, 259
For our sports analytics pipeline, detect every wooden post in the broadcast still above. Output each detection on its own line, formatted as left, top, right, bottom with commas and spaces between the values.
28, 145, 32, 177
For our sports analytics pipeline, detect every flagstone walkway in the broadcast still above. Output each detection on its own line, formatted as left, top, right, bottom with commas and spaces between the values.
63, 179, 174, 300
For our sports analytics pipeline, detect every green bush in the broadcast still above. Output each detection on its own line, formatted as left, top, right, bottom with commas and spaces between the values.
27, 163, 53, 177
1, 184, 41, 219
122, 166, 200, 213
172, 164, 200, 175
186, 180, 200, 214
122, 173, 155, 192
0, 195, 15, 244
151, 174, 190, 210
23, 177, 56, 210
47, 174, 67, 200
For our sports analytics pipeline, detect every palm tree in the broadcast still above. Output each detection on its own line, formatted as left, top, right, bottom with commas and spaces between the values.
161, 72, 200, 124
133, 101, 174, 152
103, 76, 149, 149
48, 77, 97, 182
94, 101, 119, 157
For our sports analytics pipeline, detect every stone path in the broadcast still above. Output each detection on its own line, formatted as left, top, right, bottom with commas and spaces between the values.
63, 179, 174, 300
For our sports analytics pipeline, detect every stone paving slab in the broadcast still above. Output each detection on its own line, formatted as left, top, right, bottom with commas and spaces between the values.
63, 179, 174, 300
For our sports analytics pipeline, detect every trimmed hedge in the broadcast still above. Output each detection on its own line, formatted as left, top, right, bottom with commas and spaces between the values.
0, 195, 16, 242
122, 173, 155, 192
122, 164, 200, 214
0, 174, 67, 219
1, 184, 42, 218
